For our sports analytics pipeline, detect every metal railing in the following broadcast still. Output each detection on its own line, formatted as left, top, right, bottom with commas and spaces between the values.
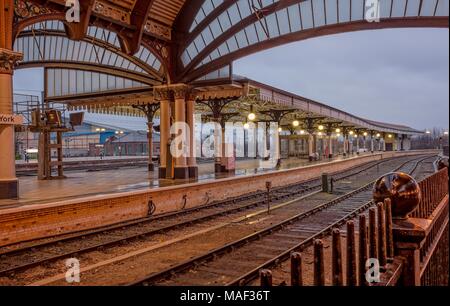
258, 168, 449, 286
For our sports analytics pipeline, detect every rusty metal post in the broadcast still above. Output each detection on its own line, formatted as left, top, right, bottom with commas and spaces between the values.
322, 173, 329, 193
260, 269, 273, 287
369, 207, 378, 260
385, 199, 394, 261
314, 239, 325, 286
377, 203, 387, 269
346, 221, 357, 286
359, 214, 368, 286
332, 229, 344, 286
266, 181, 272, 214
291, 252, 303, 286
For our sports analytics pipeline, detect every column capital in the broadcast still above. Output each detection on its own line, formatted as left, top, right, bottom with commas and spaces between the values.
0, 48, 23, 75
153, 84, 191, 101
153, 86, 172, 101
171, 84, 191, 100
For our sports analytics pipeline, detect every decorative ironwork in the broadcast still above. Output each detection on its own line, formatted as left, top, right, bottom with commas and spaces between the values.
14, 0, 53, 23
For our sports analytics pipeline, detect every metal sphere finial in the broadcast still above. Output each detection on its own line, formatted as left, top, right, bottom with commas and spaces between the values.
373, 172, 422, 220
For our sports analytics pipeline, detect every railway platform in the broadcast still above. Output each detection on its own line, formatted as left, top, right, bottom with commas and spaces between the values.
4, 153, 373, 208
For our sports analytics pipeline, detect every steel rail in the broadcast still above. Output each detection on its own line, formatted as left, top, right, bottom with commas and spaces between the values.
227, 155, 436, 286
0, 156, 411, 276
1, 155, 407, 254
128, 155, 434, 286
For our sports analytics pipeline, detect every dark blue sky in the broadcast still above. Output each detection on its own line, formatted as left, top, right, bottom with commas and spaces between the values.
14, 28, 449, 131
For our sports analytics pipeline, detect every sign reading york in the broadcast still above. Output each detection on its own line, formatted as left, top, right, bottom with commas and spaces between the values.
0, 114, 24, 125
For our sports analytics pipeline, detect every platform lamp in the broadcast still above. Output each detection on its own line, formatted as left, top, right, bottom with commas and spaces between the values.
248, 105, 256, 122
363, 132, 368, 151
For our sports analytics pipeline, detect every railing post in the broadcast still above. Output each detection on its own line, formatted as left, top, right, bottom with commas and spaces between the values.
291, 252, 303, 286
359, 214, 369, 286
393, 219, 427, 286
346, 221, 357, 286
377, 202, 387, 269
260, 269, 273, 287
332, 229, 344, 286
314, 239, 325, 286
385, 199, 395, 261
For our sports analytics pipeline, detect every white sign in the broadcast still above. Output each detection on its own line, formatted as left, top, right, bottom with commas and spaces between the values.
0, 114, 24, 125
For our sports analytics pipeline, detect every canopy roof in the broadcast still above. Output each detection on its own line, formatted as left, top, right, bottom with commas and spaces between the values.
11, 0, 448, 135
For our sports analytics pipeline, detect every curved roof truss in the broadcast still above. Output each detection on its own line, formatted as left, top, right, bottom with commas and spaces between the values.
14, 20, 164, 84
180, 0, 449, 82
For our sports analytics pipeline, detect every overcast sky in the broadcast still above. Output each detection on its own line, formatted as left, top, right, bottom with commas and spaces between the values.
14, 28, 449, 131
234, 28, 449, 131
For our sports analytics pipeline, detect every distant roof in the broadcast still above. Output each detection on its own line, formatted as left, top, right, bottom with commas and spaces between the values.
79, 113, 160, 132
112, 131, 160, 143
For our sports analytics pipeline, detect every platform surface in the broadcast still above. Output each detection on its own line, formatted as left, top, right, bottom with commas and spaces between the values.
1, 155, 359, 209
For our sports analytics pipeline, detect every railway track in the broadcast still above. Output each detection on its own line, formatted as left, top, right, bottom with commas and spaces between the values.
128, 155, 435, 286
0, 155, 423, 278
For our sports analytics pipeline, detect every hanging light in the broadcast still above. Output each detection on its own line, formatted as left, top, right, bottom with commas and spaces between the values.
318, 125, 325, 131
318, 132, 323, 136
349, 131, 354, 135
388, 134, 393, 138
244, 123, 250, 129
292, 120, 300, 127
278, 127, 283, 133
363, 132, 368, 137
376, 133, 381, 138
300, 130, 306, 135
248, 105, 256, 121
336, 133, 341, 137
335, 128, 341, 133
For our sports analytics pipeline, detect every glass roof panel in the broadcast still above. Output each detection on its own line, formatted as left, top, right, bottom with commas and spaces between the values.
405, 0, 422, 17
312, 0, 326, 27
190, 0, 225, 33
420, 0, 439, 16
300, 1, 314, 29
351, 0, 365, 21
435, 0, 450, 16
182, 0, 281, 67
379, 0, 393, 18
14, 34, 161, 75
277, 9, 291, 35
338, 0, 351, 22
191, 0, 448, 77
325, 0, 338, 25
18, 21, 161, 73
266, 12, 280, 38
391, 0, 407, 17
46, 68, 149, 98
